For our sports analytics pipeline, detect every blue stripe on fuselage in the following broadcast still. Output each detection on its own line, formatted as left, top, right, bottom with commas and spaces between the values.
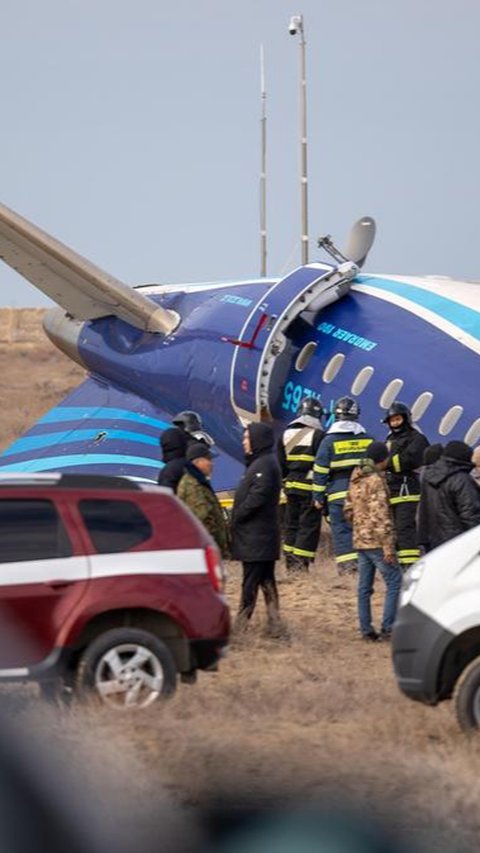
38, 406, 170, 430
2, 428, 160, 456
0, 453, 161, 473
356, 276, 480, 340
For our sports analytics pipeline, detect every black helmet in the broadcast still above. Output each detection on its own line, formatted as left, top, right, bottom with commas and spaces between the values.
297, 395, 324, 420
334, 396, 360, 421
172, 410, 203, 433
382, 401, 411, 425
189, 429, 215, 448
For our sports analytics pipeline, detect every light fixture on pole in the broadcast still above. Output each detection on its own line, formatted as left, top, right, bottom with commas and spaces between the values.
288, 14, 309, 265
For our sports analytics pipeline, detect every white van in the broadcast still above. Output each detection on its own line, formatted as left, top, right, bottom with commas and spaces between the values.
392, 524, 480, 732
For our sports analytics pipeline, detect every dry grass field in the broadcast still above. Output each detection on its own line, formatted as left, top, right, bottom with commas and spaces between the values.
1, 310, 480, 850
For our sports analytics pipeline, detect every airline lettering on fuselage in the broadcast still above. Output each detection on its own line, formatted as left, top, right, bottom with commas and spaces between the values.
317, 321, 378, 351
282, 382, 322, 413
220, 294, 253, 307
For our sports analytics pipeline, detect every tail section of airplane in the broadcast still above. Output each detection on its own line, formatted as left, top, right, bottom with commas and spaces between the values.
0, 376, 244, 491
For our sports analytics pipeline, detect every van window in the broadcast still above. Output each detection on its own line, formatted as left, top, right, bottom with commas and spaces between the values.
79, 499, 152, 553
0, 499, 72, 563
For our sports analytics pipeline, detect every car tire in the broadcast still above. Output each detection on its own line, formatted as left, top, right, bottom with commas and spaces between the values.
75, 627, 177, 709
454, 656, 480, 732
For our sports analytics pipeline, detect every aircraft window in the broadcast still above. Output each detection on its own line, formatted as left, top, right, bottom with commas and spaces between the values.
439, 405, 463, 436
411, 391, 433, 421
379, 379, 404, 409
295, 341, 317, 372
350, 366, 374, 396
322, 353, 345, 384
464, 419, 480, 446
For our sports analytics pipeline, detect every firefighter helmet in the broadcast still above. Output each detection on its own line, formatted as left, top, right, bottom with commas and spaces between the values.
297, 395, 324, 420
172, 410, 203, 433
382, 401, 412, 425
334, 396, 360, 421
189, 429, 215, 447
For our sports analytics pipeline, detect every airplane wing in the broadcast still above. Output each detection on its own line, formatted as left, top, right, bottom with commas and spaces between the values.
0, 202, 177, 334
0, 376, 243, 493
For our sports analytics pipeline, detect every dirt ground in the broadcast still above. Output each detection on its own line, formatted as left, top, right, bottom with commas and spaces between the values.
1, 312, 480, 851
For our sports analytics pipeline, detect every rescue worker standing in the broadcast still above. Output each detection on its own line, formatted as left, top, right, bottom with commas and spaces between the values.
231, 423, 284, 635
383, 401, 429, 568
313, 397, 373, 574
278, 396, 325, 571
158, 410, 214, 491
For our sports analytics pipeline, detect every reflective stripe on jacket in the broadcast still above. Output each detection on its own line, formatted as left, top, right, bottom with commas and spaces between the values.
279, 423, 324, 496
313, 428, 374, 502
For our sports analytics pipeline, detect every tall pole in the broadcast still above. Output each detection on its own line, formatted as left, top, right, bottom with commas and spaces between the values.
289, 14, 309, 265
299, 18, 308, 265
260, 45, 267, 277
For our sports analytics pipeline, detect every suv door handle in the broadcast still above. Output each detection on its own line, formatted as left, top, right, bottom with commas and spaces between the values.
44, 579, 74, 589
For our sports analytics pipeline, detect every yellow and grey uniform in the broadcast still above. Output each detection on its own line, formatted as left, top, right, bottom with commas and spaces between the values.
313, 423, 373, 566
278, 419, 324, 562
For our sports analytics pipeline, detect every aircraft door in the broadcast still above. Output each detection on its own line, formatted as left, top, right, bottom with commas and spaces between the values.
230, 262, 357, 422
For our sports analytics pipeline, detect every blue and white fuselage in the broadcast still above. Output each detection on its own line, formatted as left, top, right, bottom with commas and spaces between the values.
1, 258, 479, 491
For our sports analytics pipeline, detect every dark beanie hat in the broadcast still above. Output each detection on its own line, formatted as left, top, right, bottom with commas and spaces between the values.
444, 440, 472, 464
423, 444, 443, 466
367, 441, 390, 464
187, 442, 212, 462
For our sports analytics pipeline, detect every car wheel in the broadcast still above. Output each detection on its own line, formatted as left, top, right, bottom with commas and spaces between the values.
454, 656, 480, 732
75, 627, 177, 709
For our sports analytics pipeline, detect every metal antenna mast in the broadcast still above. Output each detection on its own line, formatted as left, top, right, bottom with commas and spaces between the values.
260, 44, 267, 277
289, 14, 309, 265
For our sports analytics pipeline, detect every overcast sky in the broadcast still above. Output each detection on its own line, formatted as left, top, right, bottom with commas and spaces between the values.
1, 0, 480, 306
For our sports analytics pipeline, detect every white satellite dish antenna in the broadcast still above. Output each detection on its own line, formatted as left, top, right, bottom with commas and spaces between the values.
317, 216, 376, 269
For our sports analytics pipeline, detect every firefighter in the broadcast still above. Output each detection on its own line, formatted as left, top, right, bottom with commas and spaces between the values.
382, 401, 429, 568
313, 396, 374, 574
278, 396, 325, 572
171, 410, 214, 447
158, 410, 215, 490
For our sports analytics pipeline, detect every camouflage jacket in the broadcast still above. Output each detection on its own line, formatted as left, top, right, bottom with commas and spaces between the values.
343, 460, 396, 552
177, 470, 230, 559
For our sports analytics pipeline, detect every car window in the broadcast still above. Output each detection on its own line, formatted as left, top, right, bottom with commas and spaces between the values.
79, 499, 152, 553
0, 499, 72, 563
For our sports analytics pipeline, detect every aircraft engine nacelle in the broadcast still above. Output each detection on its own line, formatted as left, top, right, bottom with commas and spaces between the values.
43, 308, 88, 368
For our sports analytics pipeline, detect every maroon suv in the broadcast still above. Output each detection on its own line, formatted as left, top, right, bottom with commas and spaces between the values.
0, 473, 230, 708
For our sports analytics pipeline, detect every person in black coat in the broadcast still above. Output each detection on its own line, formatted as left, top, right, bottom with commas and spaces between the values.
231, 422, 286, 636
417, 440, 480, 552
383, 401, 429, 568
158, 427, 188, 492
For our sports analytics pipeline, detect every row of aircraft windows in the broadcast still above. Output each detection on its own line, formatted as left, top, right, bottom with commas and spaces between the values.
317, 352, 480, 444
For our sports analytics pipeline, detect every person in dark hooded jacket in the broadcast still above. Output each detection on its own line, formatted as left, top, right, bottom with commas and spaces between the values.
158, 427, 189, 492
231, 422, 285, 635
383, 401, 429, 568
158, 411, 215, 492
417, 440, 480, 552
